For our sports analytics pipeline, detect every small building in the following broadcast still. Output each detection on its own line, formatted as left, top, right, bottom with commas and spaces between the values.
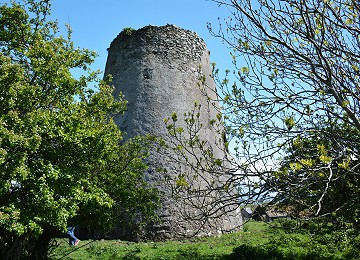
252, 205, 289, 222
241, 207, 253, 221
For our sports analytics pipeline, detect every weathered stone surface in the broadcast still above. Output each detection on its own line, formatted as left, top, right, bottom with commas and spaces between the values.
104, 24, 241, 240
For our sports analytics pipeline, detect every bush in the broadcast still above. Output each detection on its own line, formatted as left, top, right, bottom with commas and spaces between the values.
229, 225, 360, 260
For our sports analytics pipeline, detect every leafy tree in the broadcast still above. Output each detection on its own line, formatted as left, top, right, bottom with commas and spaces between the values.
268, 122, 360, 225
203, 0, 360, 224
0, 0, 158, 258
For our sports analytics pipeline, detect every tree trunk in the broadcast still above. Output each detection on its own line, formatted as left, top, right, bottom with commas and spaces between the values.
27, 228, 59, 260
0, 236, 23, 260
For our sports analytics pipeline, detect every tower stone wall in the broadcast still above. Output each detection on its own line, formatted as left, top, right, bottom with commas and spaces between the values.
104, 25, 241, 240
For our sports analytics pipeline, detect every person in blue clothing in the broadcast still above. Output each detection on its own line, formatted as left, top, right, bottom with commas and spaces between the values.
67, 227, 80, 246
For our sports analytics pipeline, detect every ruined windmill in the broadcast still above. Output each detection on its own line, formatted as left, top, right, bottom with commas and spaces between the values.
104, 25, 241, 240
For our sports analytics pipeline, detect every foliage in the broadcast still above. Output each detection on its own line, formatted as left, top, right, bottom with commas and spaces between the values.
229, 220, 360, 260
0, 0, 158, 258
121, 27, 135, 36
194, 0, 360, 228
268, 122, 360, 226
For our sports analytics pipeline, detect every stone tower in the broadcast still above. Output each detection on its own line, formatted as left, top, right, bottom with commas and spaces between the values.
104, 25, 241, 240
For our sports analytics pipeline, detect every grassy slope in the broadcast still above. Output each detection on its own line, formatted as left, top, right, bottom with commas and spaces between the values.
49, 221, 360, 259
50, 233, 241, 259
49, 221, 268, 259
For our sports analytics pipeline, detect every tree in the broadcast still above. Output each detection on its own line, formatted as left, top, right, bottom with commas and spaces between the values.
268, 122, 360, 222
203, 0, 360, 224
0, 1, 158, 258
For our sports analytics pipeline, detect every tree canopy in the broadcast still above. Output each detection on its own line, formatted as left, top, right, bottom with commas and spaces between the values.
204, 0, 360, 224
0, 0, 158, 258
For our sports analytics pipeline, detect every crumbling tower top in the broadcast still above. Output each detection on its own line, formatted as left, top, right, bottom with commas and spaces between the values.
108, 24, 207, 67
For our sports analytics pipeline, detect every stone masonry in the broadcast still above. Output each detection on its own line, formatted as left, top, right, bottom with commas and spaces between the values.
104, 25, 241, 240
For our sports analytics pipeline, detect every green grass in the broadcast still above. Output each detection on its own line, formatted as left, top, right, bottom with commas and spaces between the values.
49, 232, 243, 259
49, 221, 269, 259
49, 221, 360, 259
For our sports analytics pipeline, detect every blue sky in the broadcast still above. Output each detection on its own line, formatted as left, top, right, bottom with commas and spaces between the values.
50, 0, 235, 79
